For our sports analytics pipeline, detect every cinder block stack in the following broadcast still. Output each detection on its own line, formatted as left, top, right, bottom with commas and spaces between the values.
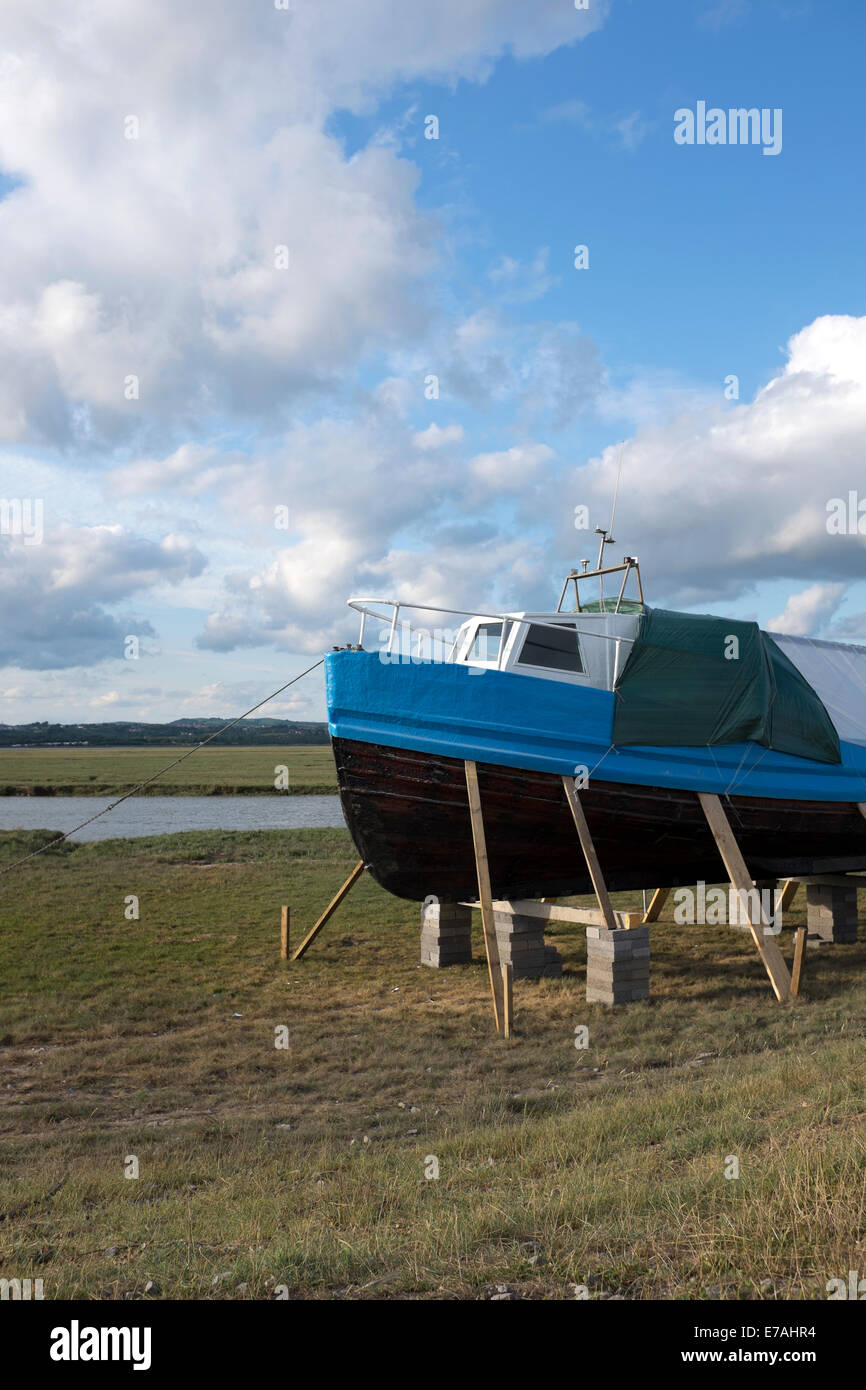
806, 884, 859, 945
420, 900, 473, 967
585, 924, 650, 1004
492, 910, 562, 979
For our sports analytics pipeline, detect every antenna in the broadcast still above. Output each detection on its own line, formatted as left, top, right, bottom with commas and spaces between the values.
592, 443, 626, 606
608, 441, 625, 538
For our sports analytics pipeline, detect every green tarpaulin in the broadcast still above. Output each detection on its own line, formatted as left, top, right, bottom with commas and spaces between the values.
612, 607, 841, 764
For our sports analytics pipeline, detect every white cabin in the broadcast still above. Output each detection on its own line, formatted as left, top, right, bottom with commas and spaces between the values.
448, 609, 640, 691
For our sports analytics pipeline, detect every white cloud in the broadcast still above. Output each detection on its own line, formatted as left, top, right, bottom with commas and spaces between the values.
109, 444, 243, 498
560, 315, 866, 605
470, 443, 555, 490
488, 248, 558, 302
0, 525, 205, 668
0, 0, 605, 445
768, 583, 847, 636
412, 423, 465, 451
435, 310, 606, 424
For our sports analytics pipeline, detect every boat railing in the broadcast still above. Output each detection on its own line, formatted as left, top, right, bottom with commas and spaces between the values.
346, 597, 637, 669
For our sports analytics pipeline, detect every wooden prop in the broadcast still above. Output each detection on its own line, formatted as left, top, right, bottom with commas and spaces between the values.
698, 793, 792, 1003
280, 905, 290, 960
642, 887, 670, 924
291, 860, 365, 960
464, 761, 505, 1035
501, 962, 513, 1039
461, 898, 641, 930
777, 879, 799, 916
791, 927, 807, 997
561, 777, 618, 932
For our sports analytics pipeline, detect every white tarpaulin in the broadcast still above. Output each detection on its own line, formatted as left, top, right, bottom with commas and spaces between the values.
768, 632, 866, 747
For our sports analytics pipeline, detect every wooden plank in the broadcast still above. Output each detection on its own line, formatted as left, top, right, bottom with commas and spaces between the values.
460, 898, 641, 929
464, 761, 504, 1035
501, 962, 513, 1039
642, 887, 670, 924
791, 927, 807, 997
777, 879, 799, 915
280, 905, 289, 960
697, 793, 792, 1003
560, 777, 618, 932
291, 860, 365, 960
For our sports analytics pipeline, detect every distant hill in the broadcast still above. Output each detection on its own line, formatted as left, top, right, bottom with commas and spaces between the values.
0, 719, 330, 748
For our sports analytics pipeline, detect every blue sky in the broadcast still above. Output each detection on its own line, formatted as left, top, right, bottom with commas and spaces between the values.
344, 0, 865, 376
0, 0, 864, 722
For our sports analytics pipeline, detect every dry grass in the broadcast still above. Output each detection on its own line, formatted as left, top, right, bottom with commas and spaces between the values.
0, 827, 864, 1300
0, 744, 337, 796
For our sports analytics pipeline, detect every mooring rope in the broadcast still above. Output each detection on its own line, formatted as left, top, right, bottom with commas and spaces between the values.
0, 656, 326, 875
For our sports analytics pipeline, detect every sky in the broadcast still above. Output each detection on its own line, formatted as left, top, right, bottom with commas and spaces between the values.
0, 0, 864, 724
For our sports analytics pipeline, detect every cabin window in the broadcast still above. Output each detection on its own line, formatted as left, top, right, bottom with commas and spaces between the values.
467, 621, 504, 663
517, 622, 584, 673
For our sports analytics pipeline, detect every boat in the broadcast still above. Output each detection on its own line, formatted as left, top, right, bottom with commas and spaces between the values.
324, 538, 866, 903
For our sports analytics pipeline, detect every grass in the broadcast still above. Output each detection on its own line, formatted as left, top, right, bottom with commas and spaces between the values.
0, 745, 338, 796
0, 825, 864, 1301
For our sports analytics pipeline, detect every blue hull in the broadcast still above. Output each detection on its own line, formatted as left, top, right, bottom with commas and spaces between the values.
326, 651, 866, 803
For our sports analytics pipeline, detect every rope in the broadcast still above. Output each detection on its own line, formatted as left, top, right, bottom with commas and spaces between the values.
0, 657, 325, 875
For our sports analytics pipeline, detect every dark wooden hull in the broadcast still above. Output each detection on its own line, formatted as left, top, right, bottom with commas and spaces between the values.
332, 736, 866, 901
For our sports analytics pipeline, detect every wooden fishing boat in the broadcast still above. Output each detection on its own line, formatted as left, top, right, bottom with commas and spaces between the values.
325, 549, 866, 902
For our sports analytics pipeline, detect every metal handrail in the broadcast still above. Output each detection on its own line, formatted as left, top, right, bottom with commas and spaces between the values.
346, 597, 638, 659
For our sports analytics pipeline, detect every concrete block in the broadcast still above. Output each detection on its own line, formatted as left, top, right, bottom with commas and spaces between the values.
585, 924, 650, 1004
806, 885, 859, 944
420, 900, 473, 967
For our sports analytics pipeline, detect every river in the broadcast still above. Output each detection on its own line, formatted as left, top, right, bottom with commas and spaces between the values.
0, 795, 346, 842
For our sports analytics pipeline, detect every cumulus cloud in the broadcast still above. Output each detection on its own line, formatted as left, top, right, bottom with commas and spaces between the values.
559, 315, 866, 605
193, 412, 561, 653
436, 311, 606, 425
768, 583, 847, 636
412, 423, 465, 451
0, 0, 604, 445
178, 314, 866, 661
470, 443, 555, 489
108, 443, 246, 499
0, 526, 205, 668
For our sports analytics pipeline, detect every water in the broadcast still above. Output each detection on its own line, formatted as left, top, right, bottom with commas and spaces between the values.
0, 795, 346, 842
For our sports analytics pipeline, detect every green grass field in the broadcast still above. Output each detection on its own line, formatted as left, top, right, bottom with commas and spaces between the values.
0, 745, 338, 796
0, 826, 864, 1300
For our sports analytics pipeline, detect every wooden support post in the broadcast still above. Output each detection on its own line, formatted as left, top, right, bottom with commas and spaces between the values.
280, 905, 289, 960
464, 761, 505, 1035
697, 793, 792, 1003
291, 860, 365, 961
561, 777, 618, 931
501, 962, 513, 1039
642, 887, 670, 924
778, 879, 799, 917
461, 898, 641, 929
791, 927, 807, 997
